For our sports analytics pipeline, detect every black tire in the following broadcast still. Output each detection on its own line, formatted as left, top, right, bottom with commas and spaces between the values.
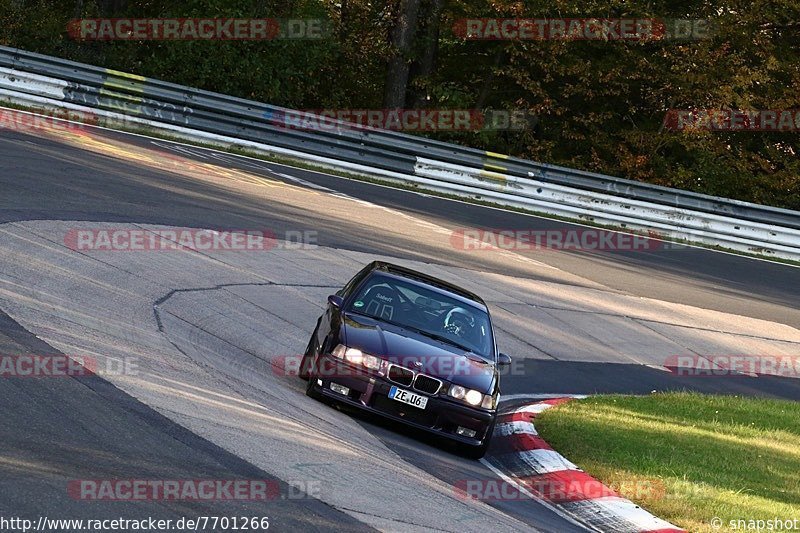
299, 335, 316, 380
305, 364, 324, 401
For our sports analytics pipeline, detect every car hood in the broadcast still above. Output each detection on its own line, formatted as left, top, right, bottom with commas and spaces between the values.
342, 313, 496, 393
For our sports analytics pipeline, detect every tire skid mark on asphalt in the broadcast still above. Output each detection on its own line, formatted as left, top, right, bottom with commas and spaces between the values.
20, 236, 531, 531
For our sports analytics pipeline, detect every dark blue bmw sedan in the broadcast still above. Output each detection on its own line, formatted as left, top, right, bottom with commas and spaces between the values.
301, 261, 511, 458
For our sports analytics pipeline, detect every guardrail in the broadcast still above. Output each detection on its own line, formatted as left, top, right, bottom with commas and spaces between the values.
1, 45, 798, 260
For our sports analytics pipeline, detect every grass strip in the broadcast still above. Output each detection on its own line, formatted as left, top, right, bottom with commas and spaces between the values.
536, 392, 800, 532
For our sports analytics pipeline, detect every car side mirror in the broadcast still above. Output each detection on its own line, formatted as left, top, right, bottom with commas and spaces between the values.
497, 352, 512, 367
327, 294, 344, 309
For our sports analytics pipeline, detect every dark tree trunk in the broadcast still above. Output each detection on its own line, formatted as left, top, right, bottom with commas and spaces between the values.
409, 0, 444, 108
339, 0, 349, 40
383, 0, 421, 109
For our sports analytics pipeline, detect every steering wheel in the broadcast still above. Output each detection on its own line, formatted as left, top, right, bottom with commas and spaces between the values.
443, 307, 476, 340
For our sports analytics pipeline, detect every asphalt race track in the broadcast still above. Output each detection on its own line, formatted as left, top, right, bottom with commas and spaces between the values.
1, 119, 799, 532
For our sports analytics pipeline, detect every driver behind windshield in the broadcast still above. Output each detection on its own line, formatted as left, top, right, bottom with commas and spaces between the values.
347, 274, 493, 358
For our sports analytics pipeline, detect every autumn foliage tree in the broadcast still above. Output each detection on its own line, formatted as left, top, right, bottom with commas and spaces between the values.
1, 0, 798, 208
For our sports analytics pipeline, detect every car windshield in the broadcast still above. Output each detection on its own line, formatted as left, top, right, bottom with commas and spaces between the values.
346, 274, 494, 359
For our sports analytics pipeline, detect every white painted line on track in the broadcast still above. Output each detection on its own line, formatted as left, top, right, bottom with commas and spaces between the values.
274, 171, 334, 192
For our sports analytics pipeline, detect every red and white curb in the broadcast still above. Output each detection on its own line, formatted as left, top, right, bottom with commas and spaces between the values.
480, 398, 685, 533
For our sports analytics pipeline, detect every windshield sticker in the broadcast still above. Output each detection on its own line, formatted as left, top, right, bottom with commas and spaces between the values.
354, 300, 364, 308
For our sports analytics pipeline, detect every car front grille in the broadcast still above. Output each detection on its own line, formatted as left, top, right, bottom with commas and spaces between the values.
413, 374, 442, 395
387, 364, 413, 387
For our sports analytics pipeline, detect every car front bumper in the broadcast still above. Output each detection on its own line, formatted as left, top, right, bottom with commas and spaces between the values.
309, 354, 496, 446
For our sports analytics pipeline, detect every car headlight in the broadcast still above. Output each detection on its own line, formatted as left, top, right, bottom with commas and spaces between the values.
331, 344, 348, 359
465, 389, 483, 406
449, 384, 493, 408
362, 354, 381, 370
448, 385, 466, 400
331, 344, 381, 370
344, 348, 364, 365
481, 393, 497, 410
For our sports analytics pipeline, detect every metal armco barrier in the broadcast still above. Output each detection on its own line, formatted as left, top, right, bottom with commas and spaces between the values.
1, 45, 798, 260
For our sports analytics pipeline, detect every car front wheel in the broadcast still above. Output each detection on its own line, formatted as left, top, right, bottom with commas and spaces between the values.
299, 334, 316, 380
305, 374, 324, 401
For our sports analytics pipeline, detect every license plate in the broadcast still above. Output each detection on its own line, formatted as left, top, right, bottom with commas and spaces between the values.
389, 386, 428, 409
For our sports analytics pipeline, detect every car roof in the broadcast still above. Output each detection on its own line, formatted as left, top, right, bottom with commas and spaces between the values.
365, 261, 488, 310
